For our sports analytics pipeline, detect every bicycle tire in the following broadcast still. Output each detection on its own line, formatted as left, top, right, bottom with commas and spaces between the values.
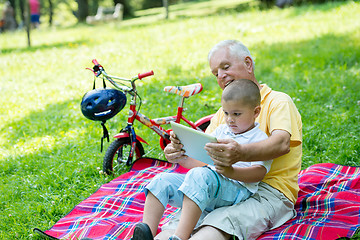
196, 120, 211, 131
103, 137, 145, 175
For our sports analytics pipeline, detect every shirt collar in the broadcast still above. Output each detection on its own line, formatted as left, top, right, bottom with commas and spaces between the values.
223, 122, 260, 139
260, 84, 271, 104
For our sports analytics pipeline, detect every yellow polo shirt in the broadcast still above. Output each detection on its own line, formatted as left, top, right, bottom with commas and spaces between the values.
206, 84, 302, 204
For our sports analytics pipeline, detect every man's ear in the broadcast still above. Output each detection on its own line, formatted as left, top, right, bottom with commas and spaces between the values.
254, 105, 261, 118
244, 56, 254, 74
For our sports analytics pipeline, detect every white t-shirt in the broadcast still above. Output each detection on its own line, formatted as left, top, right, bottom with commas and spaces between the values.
210, 122, 272, 193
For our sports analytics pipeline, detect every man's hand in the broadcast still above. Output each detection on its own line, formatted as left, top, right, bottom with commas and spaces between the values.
205, 138, 246, 167
205, 130, 291, 166
164, 131, 188, 164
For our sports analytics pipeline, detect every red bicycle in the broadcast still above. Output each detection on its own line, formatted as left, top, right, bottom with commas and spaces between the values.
87, 59, 213, 175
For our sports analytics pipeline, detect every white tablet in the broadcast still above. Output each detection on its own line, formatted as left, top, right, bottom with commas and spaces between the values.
170, 122, 217, 165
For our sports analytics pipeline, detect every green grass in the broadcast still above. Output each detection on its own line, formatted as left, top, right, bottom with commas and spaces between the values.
1, 0, 359, 239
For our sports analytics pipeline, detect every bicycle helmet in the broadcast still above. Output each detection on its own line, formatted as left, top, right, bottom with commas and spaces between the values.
81, 88, 127, 122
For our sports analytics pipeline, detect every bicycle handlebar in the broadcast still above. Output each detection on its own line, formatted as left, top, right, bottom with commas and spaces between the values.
92, 59, 101, 66
91, 59, 153, 80
138, 71, 154, 80
89, 59, 154, 93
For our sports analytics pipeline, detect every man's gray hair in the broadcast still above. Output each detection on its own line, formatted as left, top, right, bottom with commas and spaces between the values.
208, 40, 255, 67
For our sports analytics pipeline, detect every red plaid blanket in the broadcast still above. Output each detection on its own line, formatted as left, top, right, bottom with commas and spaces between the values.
34, 158, 360, 240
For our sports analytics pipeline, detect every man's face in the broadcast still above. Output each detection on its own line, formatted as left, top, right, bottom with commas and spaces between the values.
209, 48, 251, 90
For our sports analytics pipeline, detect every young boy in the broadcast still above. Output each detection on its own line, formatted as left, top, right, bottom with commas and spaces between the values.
132, 79, 272, 240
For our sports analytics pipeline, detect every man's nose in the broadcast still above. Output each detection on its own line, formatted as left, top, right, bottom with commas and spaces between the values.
217, 69, 226, 80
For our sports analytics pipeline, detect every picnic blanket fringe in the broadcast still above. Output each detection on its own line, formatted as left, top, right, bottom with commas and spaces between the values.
34, 158, 360, 240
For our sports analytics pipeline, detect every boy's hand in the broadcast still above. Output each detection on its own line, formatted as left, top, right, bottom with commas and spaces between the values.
215, 164, 234, 178
164, 131, 188, 164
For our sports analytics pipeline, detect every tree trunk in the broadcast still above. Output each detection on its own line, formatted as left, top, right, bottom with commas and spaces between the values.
8, 0, 18, 26
48, 0, 53, 26
90, 0, 99, 16
77, 0, 89, 22
163, 0, 169, 19
24, 0, 31, 47
19, 0, 26, 24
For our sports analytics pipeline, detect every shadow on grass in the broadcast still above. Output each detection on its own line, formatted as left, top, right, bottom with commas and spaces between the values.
126, 0, 257, 29
0, 39, 88, 55
175, 0, 350, 21
133, 0, 248, 18
2, 99, 84, 146
174, 1, 258, 19
1, 9, 359, 239
0, 31, 359, 239
1, 75, 217, 150
123, 0, 350, 30
254, 33, 360, 93
0, 129, 110, 239
253, 33, 360, 168
1, 32, 359, 168
288, 0, 352, 14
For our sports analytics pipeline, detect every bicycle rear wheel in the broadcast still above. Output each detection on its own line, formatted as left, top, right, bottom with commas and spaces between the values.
103, 137, 144, 175
196, 120, 211, 131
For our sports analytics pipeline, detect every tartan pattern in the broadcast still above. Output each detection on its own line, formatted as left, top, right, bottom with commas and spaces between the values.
39, 159, 360, 240
258, 163, 360, 240
40, 158, 188, 240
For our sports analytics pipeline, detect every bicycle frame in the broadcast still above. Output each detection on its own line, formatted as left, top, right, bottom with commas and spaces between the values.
114, 85, 206, 162
118, 94, 203, 137
88, 59, 212, 167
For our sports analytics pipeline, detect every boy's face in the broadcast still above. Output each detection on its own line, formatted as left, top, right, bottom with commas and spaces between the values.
222, 99, 260, 134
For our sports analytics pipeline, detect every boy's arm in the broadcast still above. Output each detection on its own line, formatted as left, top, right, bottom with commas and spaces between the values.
216, 164, 267, 183
177, 156, 207, 169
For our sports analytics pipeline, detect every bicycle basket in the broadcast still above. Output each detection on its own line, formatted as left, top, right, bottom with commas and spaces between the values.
81, 88, 127, 122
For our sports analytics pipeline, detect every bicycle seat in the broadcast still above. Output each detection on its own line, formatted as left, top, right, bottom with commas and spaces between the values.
164, 83, 203, 97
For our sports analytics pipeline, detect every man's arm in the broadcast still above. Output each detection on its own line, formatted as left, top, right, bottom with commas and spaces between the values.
205, 130, 290, 167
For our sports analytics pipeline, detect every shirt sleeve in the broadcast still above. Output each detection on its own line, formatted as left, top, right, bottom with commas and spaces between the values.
268, 99, 302, 147
249, 129, 273, 173
251, 160, 273, 173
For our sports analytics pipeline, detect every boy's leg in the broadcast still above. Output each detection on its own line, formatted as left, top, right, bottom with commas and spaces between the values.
141, 172, 186, 238
190, 226, 230, 240
172, 167, 251, 240
143, 191, 166, 236
171, 167, 222, 240
174, 195, 202, 240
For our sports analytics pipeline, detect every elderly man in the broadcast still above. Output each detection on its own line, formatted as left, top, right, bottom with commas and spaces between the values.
155, 40, 302, 240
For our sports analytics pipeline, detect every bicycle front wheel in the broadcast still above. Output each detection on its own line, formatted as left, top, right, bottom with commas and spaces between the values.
103, 137, 145, 175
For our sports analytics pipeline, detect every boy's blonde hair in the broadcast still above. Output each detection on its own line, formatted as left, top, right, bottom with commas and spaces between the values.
222, 79, 261, 108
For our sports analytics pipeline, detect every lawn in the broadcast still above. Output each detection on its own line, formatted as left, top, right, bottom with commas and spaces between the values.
0, 0, 359, 239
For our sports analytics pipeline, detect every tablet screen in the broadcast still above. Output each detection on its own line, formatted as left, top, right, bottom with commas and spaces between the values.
170, 122, 217, 165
